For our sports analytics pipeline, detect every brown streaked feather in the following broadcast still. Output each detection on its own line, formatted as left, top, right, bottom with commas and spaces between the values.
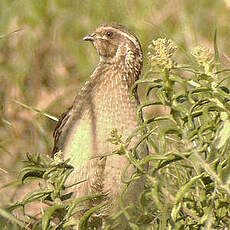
52, 63, 109, 156
52, 106, 72, 155
51, 24, 146, 222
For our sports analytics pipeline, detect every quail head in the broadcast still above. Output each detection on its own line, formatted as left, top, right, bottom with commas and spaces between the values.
52, 24, 145, 217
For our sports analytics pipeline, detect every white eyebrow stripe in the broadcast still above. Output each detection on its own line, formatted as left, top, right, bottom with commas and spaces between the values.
104, 26, 141, 53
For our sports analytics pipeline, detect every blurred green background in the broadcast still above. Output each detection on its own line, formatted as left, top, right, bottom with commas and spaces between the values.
0, 0, 230, 204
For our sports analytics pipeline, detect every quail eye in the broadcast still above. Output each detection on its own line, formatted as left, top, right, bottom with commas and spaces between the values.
106, 31, 113, 37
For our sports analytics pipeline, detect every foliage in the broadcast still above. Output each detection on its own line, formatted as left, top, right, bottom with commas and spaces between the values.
1, 35, 230, 229
129, 36, 230, 229
0, 0, 230, 229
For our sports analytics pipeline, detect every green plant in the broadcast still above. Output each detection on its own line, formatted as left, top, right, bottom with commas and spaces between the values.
127, 35, 230, 229
1, 35, 230, 230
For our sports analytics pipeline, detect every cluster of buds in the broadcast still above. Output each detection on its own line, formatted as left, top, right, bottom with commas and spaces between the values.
107, 129, 123, 145
191, 46, 214, 74
148, 38, 177, 70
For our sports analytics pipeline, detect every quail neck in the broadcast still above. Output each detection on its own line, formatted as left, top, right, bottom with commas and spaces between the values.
52, 24, 143, 200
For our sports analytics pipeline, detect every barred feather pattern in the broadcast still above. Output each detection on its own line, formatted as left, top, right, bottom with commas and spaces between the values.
52, 24, 144, 215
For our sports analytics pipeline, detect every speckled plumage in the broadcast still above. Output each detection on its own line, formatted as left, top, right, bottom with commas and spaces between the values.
52, 24, 144, 216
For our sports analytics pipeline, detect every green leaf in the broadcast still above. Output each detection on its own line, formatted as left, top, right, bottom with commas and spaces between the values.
174, 173, 204, 204
215, 115, 230, 149
0, 207, 30, 230
42, 205, 67, 230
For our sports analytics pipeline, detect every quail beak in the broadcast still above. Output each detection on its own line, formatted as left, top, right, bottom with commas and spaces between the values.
83, 33, 96, 42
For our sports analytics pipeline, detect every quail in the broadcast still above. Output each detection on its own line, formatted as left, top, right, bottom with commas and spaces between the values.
52, 24, 145, 218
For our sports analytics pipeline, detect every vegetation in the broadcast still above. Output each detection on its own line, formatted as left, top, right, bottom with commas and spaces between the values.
0, 0, 230, 229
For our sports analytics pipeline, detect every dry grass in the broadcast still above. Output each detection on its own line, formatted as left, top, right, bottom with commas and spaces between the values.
0, 0, 230, 229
